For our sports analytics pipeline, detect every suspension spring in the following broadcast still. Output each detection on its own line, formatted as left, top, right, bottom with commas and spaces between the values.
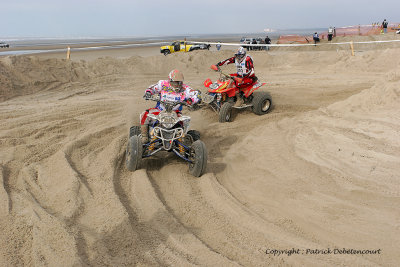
178, 138, 185, 154
148, 137, 157, 150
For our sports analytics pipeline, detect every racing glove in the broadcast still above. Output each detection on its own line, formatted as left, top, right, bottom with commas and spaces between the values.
211, 65, 220, 72
143, 91, 152, 100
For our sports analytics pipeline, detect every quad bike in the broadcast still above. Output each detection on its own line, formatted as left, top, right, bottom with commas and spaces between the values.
202, 65, 272, 123
126, 92, 207, 177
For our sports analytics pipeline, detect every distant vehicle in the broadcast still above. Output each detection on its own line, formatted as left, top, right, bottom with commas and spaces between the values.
239, 37, 254, 50
254, 38, 266, 51
0, 42, 9, 48
240, 37, 254, 43
240, 37, 256, 50
193, 43, 211, 50
255, 38, 265, 44
160, 40, 210, 56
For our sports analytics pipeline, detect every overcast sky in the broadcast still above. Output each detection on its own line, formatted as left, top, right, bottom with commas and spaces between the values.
1, 0, 399, 37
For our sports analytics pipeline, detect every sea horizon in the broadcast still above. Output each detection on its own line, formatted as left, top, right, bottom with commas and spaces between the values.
0, 27, 328, 56
1, 27, 328, 43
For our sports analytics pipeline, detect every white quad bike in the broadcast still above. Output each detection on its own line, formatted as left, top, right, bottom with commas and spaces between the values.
126, 93, 207, 177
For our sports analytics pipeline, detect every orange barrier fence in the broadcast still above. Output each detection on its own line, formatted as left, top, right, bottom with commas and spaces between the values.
278, 23, 400, 44
277, 35, 311, 44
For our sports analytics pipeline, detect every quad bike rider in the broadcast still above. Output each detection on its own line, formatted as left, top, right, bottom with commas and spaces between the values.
140, 69, 201, 143
126, 69, 207, 177
215, 46, 255, 108
202, 47, 272, 122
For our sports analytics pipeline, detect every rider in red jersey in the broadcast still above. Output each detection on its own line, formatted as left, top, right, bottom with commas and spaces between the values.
214, 46, 257, 107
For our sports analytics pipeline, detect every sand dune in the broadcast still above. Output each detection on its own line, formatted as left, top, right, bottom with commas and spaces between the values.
1, 38, 399, 266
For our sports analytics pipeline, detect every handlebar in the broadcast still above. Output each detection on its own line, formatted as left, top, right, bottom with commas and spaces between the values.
143, 93, 160, 102
210, 65, 242, 83
145, 94, 193, 108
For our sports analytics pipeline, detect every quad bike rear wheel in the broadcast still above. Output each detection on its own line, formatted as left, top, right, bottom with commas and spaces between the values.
189, 140, 207, 177
219, 102, 233, 123
126, 135, 143, 171
251, 91, 272, 115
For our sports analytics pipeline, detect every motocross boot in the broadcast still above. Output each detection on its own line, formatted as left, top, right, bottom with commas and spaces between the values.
140, 125, 149, 143
233, 91, 244, 107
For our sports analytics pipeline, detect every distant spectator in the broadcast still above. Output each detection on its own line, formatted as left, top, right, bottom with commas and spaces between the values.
251, 38, 257, 51
216, 42, 221, 51
382, 19, 388, 34
313, 32, 320, 45
265, 35, 271, 51
255, 38, 262, 51
334, 27, 336, 37
328, 27, 334, 41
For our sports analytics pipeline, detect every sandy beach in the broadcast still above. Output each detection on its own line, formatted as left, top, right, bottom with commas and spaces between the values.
1, 33, 400, 266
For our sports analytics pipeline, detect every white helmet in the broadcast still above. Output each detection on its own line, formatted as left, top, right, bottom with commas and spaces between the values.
168, 69, 184, 92
235, 47, 246, 62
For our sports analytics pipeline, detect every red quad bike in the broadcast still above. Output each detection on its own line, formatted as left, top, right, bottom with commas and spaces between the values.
202, 65, 272, 122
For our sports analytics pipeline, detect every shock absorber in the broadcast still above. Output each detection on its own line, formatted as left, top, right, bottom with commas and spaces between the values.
178, 138, 185, 154
148, 136, 157, 150
216, 93, 222, 103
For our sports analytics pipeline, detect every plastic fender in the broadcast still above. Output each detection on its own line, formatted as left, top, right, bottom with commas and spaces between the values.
226, 88, 237, 98
209, 82, 236, 97
216, 83, 228, 92
244, 82, 267, 98
208, 81, 227, 93
204, 79, 212, 88
242, 86, 253, 98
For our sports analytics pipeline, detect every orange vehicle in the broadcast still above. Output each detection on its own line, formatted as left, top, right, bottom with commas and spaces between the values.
202, 65, 272, 122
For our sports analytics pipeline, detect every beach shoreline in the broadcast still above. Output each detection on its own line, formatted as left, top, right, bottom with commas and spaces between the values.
1, 31, 399, 61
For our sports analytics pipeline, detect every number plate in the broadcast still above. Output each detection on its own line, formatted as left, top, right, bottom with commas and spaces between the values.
161, 92, 181, 102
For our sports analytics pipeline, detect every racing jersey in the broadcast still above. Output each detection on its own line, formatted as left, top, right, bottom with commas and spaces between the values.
216, 55, 255, 78
145, 80, 201, 111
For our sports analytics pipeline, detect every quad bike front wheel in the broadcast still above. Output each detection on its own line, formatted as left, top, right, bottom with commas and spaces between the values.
126, 135, 143, 171
188, 140, 207, 177
129, 125, 141, 137
251, 91, 272, 115
219, 102, 233, 123
187, 130, 201, 142
184, 130, 201, 147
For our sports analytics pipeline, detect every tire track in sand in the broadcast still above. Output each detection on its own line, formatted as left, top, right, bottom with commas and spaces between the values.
112, 144, 238, 266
